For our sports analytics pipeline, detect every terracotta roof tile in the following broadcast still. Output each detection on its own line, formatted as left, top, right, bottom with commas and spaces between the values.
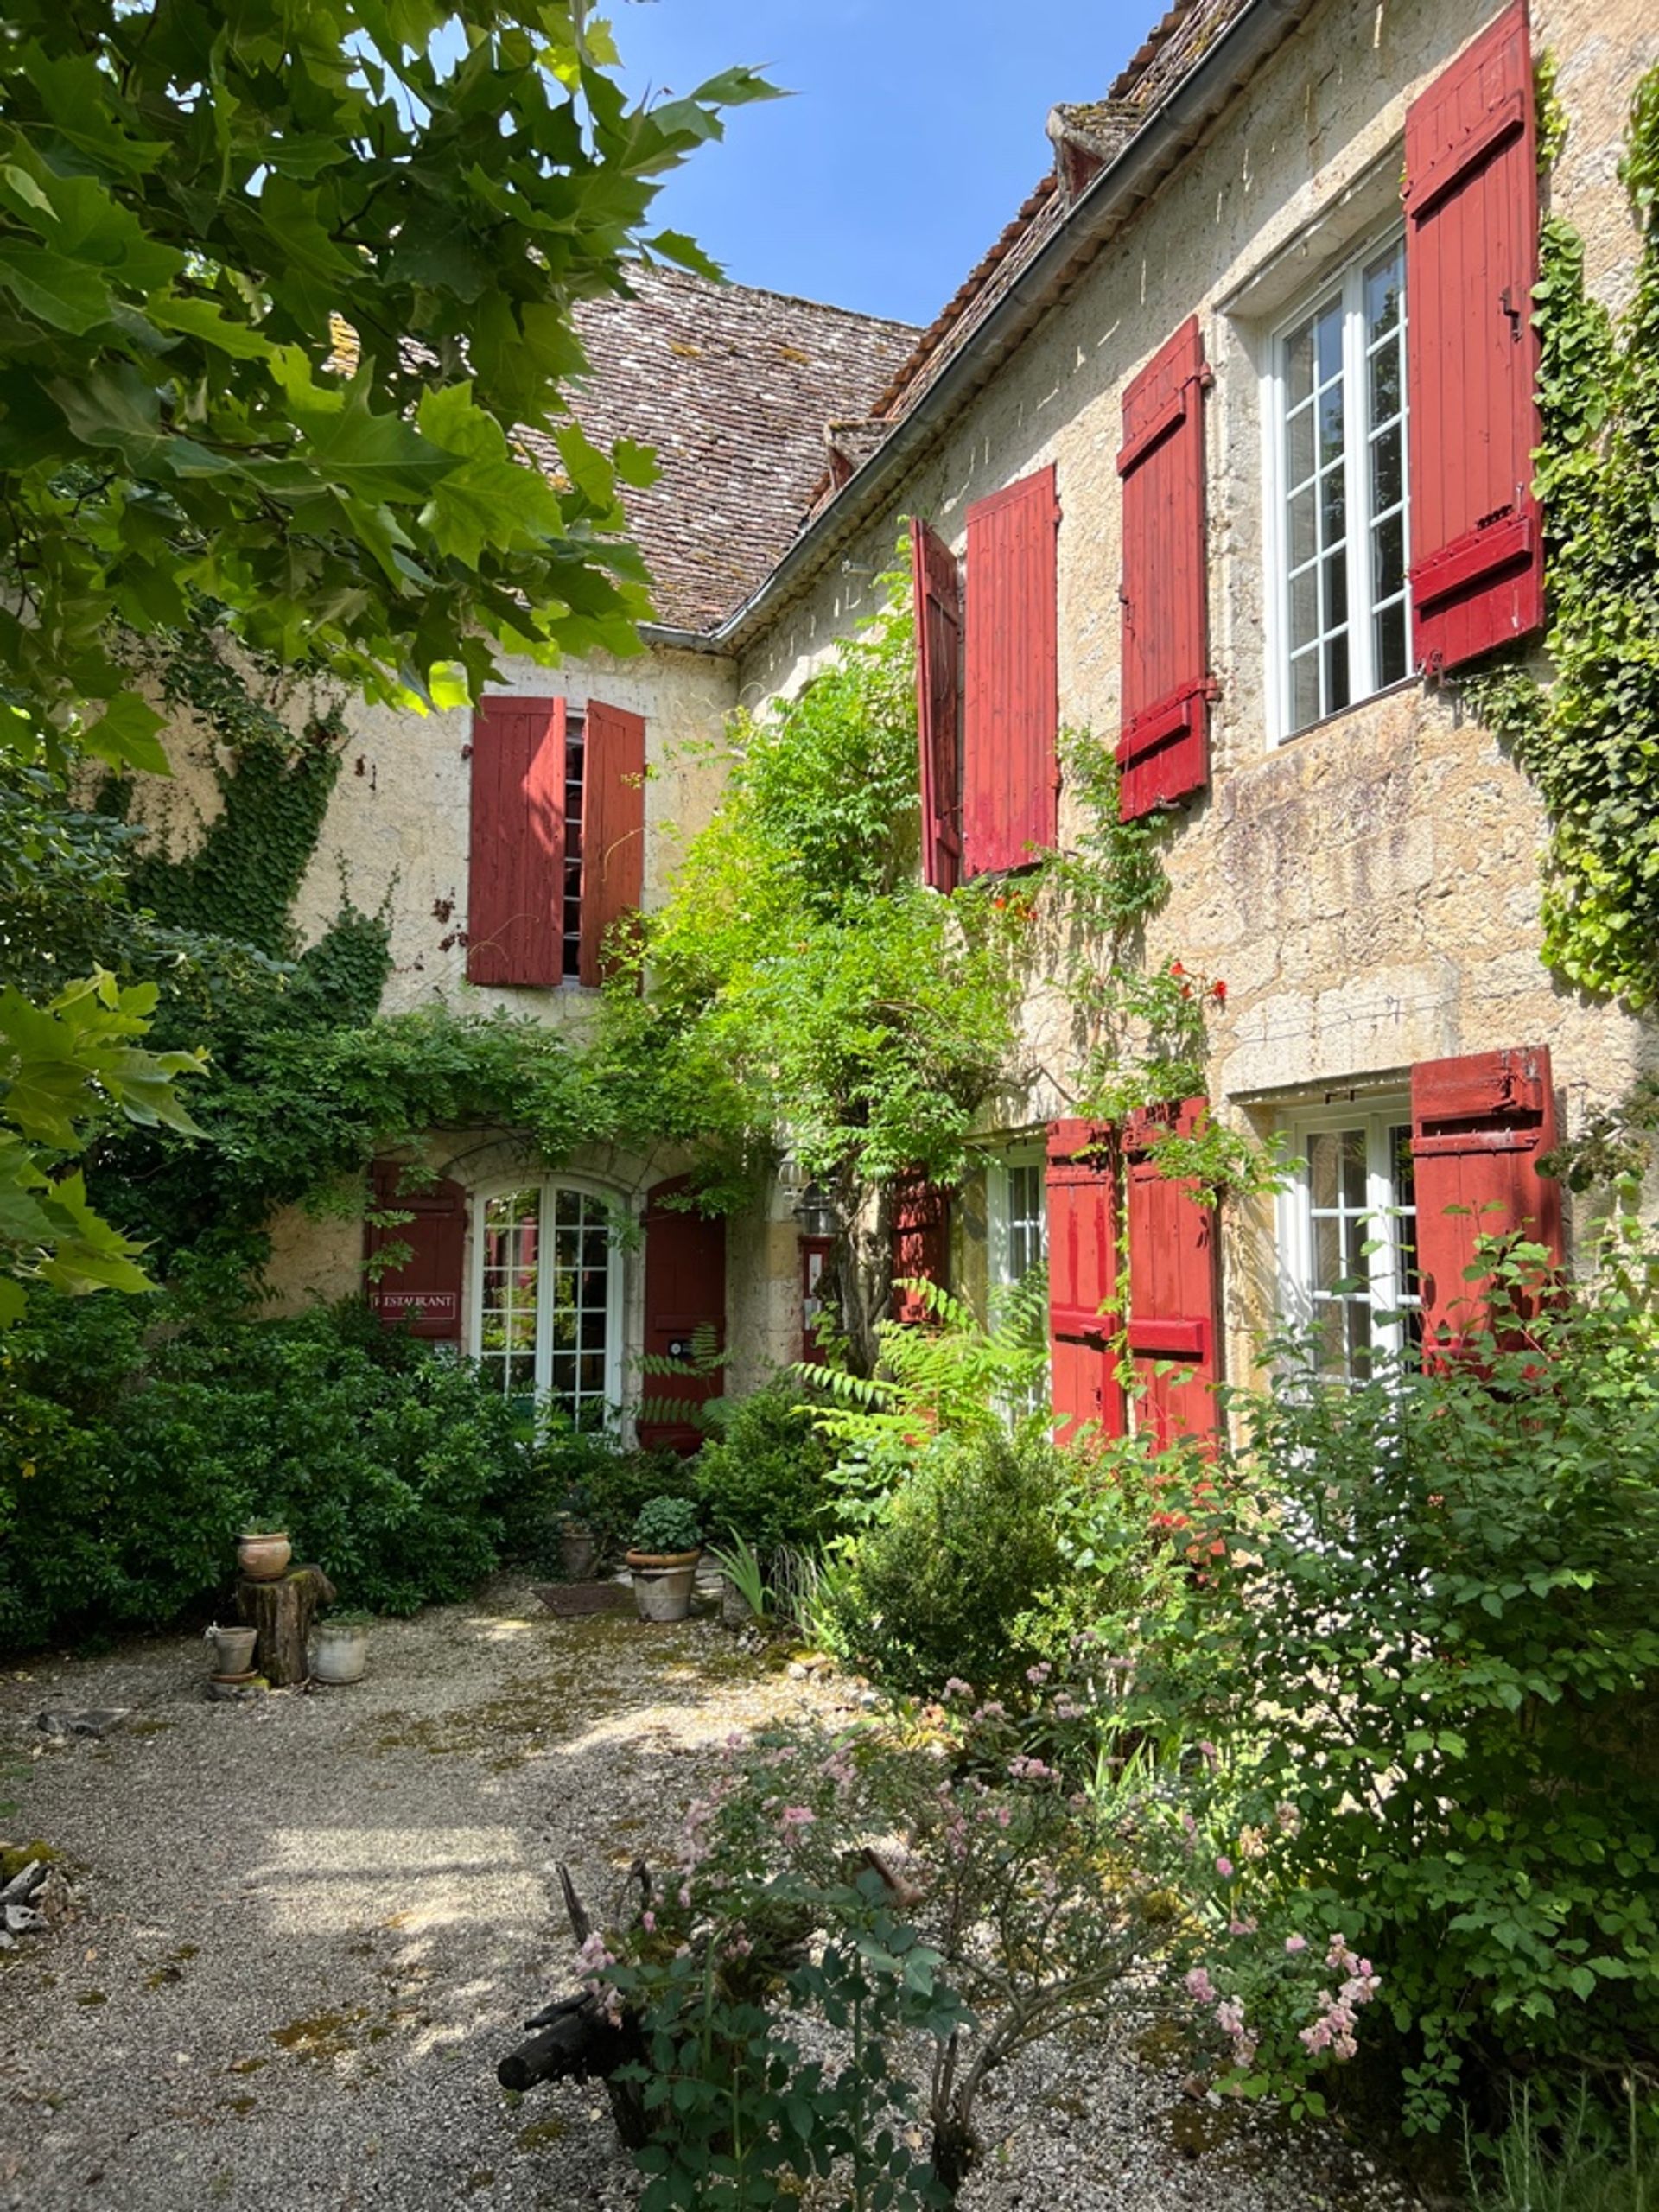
565, 266, 918, 633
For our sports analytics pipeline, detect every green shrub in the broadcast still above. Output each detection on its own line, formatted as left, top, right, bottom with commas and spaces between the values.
504, 1413, 693, 1572
826, 1427, 1070, 1698
630, 1493, 702, 1554
692, 1381, 836, 1555
0, 1294, 522, 1645
1137, 1231, 1659, 2136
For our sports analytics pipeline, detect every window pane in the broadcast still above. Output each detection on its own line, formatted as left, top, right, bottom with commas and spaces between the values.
1319, 467, 1346, 550
1315, 302, 1344, 387
1324, 550, 1348, 632
1375, 601, 1408, 686
1365, 245, 1404, 341
1290, 567, 1319, 652
1370, 425, 1402, 518
1288, 484, 1316, 569
1325, 632, 1351, 715
1291, 651, 1321, 733
1319, 385, 1344, 469
1370, 342, 1402, 427
1287, 404, 1314, 487
1373, 512, 1405, 603
1341, 1128, 1367, 1208
1287, 320, 1315, 407
1308, 1132, 1339, 1208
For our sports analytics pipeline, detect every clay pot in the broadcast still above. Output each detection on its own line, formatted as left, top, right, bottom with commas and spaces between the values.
560, 1522, 600, 1581
626, 1550, 700, 1624
210, 1625, 258, 1677
311, 1620, 369, 1686
238, 1530, 291, 1581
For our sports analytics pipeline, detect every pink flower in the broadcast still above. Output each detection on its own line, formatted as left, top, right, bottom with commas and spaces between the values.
641, 1910, 657, 1933
779, 1804, 815, 1841
1026, 1662, 1052, 1686
1008, 1754, 1054, 1783
1216, 1999, 1245, 2037
1185, 1967, 1217, 2006
1215, 1855, 1235, 1878
1284, 1934, 1307, 1955
973, 1700, 1008, 1722
943, 1678, 972, 1700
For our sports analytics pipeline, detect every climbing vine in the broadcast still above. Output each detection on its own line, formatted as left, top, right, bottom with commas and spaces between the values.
1463, 62, 1659, 1011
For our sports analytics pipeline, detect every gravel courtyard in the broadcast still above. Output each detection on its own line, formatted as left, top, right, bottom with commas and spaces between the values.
0, 1580, 1414, 2211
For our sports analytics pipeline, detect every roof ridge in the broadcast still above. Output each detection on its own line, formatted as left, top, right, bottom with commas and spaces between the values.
617, 259, 922, 335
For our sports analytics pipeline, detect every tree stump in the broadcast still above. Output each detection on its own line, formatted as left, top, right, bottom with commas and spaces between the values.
237, 1566, 335, 1687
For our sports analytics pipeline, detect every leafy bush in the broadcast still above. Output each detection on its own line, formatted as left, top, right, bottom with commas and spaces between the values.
1136, 1231, 1659, 2135
825, 1428, 1070, 1698
630, 1494, 702, 1556
0, 1294, 521, 1644
691, 1381, 836, 1555
505, 1413, 693, 1572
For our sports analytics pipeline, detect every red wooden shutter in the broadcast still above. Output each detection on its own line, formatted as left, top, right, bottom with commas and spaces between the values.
912, 518, 963, 893
1409, 1044, 1562, 1350
1046, 1119, 1126, 1443
962, 466, 1060, 878
1116, 317, 1215, 821
365, 1161, 467, 1344
578, 700, 647, 988
1123, 1098, 1221, 1447
639, 1175, 727, 1453
467, 696, 565, 986
1404, 1, 1543, 675
891, 1173, 950, 1324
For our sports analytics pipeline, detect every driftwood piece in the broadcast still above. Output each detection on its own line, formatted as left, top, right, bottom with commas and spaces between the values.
237, 1565, 335, 1687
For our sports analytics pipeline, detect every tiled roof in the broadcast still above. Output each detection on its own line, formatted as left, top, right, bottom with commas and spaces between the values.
565, 267, 918, 634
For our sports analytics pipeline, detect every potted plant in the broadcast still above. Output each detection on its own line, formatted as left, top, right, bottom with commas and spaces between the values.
312, 1611, 372, 1685
626, 1496, 702, 1623
559, 1481, 601, 1580
237, 1529, 292, 1581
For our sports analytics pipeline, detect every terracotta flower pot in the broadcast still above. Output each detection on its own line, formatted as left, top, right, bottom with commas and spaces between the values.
238, 1530, 291, 1581
210, 1625, 258, 1677
626, 1550, 700, 1624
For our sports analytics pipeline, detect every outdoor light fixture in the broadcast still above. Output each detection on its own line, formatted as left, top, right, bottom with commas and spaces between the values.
791, 1181, 839, 1240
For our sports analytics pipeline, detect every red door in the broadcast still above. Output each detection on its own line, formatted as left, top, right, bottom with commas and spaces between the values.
639, 1176, 727, 1452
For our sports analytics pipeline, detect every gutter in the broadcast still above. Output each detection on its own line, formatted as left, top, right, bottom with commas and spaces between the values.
645, 0, 1313, 663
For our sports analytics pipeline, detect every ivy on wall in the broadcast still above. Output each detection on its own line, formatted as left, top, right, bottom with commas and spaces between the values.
1465, 63, 1659, 1012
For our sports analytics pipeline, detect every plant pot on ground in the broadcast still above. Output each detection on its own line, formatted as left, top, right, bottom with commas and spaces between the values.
626, 1496, 702, 1624
205, 1623, 258, 1677
312, 1614, 371, 1685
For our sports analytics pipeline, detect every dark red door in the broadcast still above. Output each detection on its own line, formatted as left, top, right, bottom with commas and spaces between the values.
639, 1175, 727, 1453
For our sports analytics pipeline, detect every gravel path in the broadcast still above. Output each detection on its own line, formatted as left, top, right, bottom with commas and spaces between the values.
0, 1580, 1418, 2211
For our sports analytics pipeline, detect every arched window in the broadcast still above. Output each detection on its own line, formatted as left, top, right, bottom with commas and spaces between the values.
470, 1181, 624, 1423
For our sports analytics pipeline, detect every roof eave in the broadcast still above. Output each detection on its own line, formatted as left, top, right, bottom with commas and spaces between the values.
695, 0, 1313, 661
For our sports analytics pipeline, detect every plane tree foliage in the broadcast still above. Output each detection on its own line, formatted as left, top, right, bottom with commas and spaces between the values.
0, 0, 772, 1315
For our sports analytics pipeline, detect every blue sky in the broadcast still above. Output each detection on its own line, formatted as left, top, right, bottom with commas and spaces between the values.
607, 2, 1158, 327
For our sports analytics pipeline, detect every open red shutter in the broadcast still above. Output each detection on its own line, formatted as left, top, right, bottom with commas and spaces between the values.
1123, 1098, 1221, 1447
578, 700, 647, 988
962, 466, 1060, 878
891, 1172, 949, 1325
1404, 1, 1543, 675
467, 696, 565, 986
1046, 1119, 1125, 1443
1116, 318, 1214, 820
1409, 1044, 1562, 1350
912, 518, 963, 893
639, 1175, 727, 1453
365, 1162, 466, 1344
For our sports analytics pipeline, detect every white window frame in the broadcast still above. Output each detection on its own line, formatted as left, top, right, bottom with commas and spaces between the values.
988, 1144, 1046, 1300
1264, 225, 1410, 745
467, 1173, 626, 1420
1275, 1096, 1418, 1378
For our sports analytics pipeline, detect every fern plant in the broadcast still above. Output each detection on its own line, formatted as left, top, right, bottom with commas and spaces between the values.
795, 1269, 1049, 1455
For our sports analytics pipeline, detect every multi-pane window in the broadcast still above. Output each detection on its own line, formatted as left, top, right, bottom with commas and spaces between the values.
474, 1181, 619, 1421
1277, 1104, 1420, 1380
989, 1151, 1048, 1415
561, 709, 587, 982
1275, 234, 1409, 737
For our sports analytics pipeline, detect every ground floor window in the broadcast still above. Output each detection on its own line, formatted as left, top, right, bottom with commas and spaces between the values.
988, 1146, 1048, 1411
471, 1181, 622, 1421
1276, 1100, 1419, 1378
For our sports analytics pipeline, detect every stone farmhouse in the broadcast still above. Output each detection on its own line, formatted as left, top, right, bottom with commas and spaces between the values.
161, 0, 1659, 1444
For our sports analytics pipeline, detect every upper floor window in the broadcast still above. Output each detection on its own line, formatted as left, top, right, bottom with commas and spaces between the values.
1272, 235, 1408, 739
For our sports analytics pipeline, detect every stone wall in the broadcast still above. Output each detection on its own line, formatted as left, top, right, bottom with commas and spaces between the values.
735, 0, 1659, 1386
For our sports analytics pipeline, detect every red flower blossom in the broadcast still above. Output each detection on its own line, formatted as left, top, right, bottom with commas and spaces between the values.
1212, 980, 1228, 1004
